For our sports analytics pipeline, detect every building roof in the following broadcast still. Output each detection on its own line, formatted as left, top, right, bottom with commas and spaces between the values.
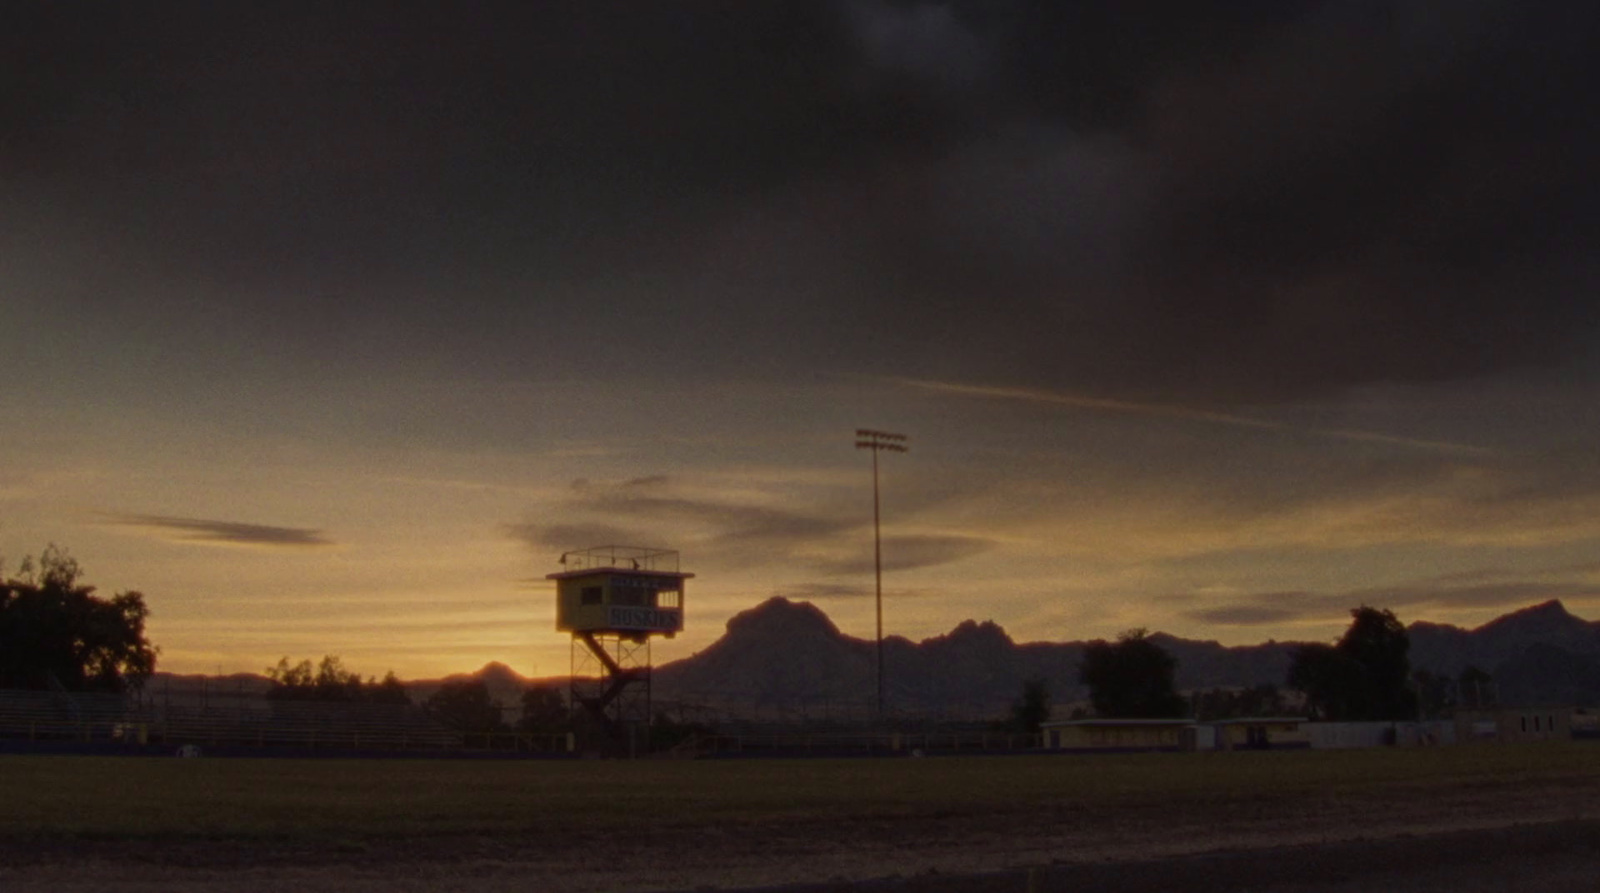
1040, 718, 1195, 729
546, 567, 695, 581
1041, 717, 1308, 729
1208, 717, 1308, 725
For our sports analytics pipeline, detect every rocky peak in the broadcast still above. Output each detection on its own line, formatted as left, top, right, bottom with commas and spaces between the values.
922, 619, 1014, 652
1477, 599, 1590, 639
724, 596, 843, 640
473, 661, 526, 684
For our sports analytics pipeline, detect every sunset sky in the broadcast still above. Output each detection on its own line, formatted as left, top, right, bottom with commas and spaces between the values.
5, 2, 1600, 680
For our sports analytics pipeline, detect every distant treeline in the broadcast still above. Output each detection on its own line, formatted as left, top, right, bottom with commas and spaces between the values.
266, 653, 575, 735
265, 655, 409, 704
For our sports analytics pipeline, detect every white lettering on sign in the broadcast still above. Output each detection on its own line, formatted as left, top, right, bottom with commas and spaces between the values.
613, 575, 674, 588
606, 606, 683, 631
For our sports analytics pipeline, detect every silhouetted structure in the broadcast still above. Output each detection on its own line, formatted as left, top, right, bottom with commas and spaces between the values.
549, 546, 692, 754
855, 428, 908, 722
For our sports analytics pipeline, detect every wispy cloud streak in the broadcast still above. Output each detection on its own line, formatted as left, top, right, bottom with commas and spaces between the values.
1183, 576, 1600, 628
896, 378, 1497, 456
104, 514, 333, 548
506, 476, 997, 575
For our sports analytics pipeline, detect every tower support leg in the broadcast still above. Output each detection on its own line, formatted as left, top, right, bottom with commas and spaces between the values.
570, 632, 651, 752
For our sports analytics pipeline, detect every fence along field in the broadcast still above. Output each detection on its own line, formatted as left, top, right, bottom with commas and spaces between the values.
0, 688, 575, 755
0, 686, 1046, 757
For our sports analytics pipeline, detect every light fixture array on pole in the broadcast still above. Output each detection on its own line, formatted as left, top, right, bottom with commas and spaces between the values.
854, 428, 907, 724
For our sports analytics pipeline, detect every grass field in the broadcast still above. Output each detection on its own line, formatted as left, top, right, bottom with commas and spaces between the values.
3, 743, 1594, 842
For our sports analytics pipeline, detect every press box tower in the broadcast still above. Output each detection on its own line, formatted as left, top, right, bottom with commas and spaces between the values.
547, 545, 692, 745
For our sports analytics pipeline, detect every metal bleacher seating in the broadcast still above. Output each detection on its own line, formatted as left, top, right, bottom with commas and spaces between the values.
0, 688, 465, 753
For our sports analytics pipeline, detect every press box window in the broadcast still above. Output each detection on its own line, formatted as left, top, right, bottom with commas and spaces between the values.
580, 586, 602, 605
655, 588, 681, 609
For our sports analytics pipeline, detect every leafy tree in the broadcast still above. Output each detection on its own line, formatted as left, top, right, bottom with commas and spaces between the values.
1458, 665, 1494, 708
1192, 684, 1289, 721
425, 679, 506, 732
517, 684, 570, 732
1287, 643, 1363, 720
266, 655, 359, 701
265, 656, 411, 704
1412, 669, 1455, 719
1009, 676, 1051, 732
1340, 606, 1416, 718
369, 671, 412, 705
1079, 629, 1186, 718
1288, 607, 1418, 721
0, 545, 158, 692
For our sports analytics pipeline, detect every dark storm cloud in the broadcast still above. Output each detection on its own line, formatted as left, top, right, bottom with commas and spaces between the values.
7, 2, 1598, 400
827, 1, 1600, 400
105, 513, 332, 548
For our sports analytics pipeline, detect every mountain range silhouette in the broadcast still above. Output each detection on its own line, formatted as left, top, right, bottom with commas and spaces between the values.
152, 597, 1600, 716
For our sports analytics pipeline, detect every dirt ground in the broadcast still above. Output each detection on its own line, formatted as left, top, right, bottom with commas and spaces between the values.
3, 770, 1598, 892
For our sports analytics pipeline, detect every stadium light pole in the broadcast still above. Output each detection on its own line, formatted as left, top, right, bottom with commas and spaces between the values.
855, 428, 908, 724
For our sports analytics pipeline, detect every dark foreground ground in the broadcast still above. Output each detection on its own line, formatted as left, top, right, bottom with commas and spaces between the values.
766, 820, 1600, 893
3, 819, 1596, 893
5, 803, 1598, 892
3, 749, 1597, 892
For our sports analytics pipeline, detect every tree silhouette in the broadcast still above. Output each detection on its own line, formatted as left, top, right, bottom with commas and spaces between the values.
1288, 606, 1417, 720
265, 656, 412, 704
1079, 629, 1186, 718
1412, 669, 1455, 718
1192, 684, 1289, 721
1287, 643, 1363, 720
0, 545, 157, 692
1458, 665, 1494, 708
369, 671, 411, 705
425, 679, 506, 732
1009, 676, 1051, 732
517, 684, 569, 732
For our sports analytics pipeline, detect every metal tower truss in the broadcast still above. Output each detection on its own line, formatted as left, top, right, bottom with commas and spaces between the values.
570, 631, 651, 741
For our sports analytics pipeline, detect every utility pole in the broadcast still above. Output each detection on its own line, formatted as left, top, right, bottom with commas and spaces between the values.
855, 428, 908, 724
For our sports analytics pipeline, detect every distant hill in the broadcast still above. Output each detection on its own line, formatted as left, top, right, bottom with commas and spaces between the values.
1408, 600, 1600, 675
145, 662, 559, 714
652, 597, 1600, 718
416, 661, 558, 707
1408, 600, 1600, 707
650, 597, 1299, 720
145, 597, 1600, 718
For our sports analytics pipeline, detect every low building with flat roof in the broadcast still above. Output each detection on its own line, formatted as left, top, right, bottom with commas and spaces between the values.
1041, 718, 1193, 752
1042, 717, 1312, 752
1455, 707, 1570, 744
1209, 717, 1310, 750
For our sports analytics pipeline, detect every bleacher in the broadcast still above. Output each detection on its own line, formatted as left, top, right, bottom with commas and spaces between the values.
0, 689, 465, 753
151, 699, 465, 752
0, 688, 585, 755
0, 689, 138, 743
682, 728, 1044, 758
